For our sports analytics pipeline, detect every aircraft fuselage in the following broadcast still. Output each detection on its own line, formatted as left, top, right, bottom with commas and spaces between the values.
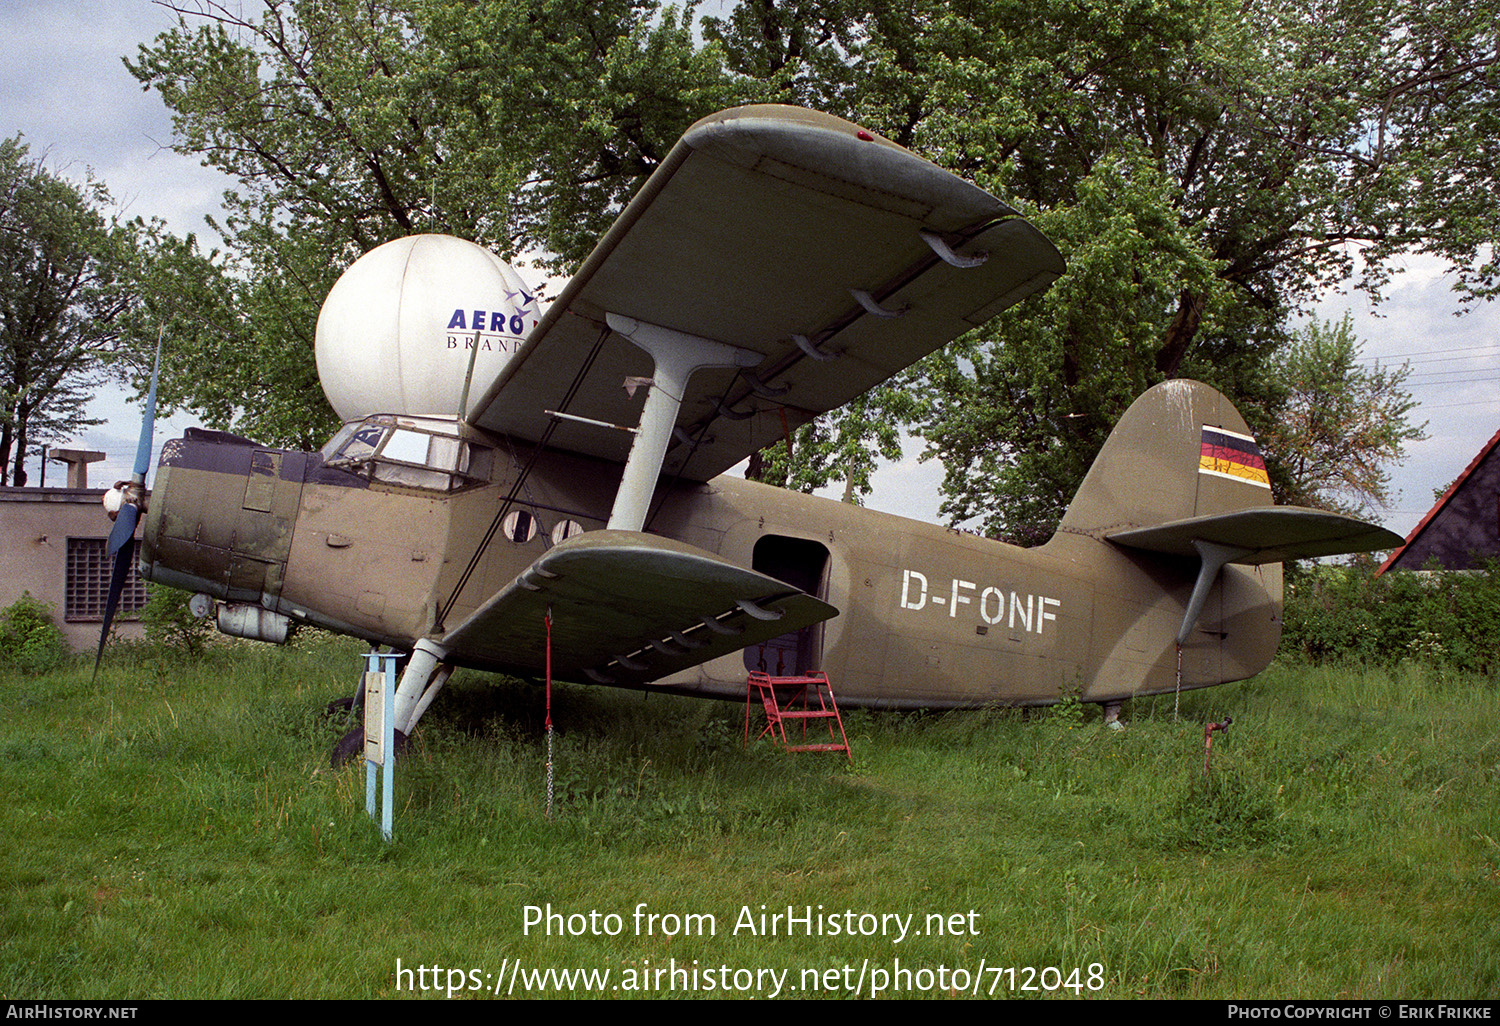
141, 416, 1281, 710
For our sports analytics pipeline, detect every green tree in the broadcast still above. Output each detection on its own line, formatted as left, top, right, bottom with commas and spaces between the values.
700, 0, 862, 112
913, 145, 1249, 542
805, 0, 1493, 539
0, 136, 142, 486
127, 0, 1493, 507
125, 0, 467, 445
126, 0, 748, 445
107, 224, 297, 447
743, 387, 913, 502
1259, 314, 1426, 516
692, 0, 1489, 530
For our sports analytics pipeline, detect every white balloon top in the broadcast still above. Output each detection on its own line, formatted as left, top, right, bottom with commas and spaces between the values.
315, 235, 541, 422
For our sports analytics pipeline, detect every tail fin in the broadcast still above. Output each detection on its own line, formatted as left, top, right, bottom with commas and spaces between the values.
1059, 379, 1273, 536
1061, 379, 1401, 662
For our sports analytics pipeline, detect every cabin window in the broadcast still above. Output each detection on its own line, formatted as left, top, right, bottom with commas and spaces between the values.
382, 428, 429, 465
429, 434, 463, 471
322, 422, 385, 462
502, 509, 538, 542
370, 460, 452, 491
552, 519, 585, 544
457, 443, 494, 482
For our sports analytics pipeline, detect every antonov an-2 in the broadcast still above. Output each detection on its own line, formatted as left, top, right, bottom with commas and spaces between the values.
99, 106, 1400, 757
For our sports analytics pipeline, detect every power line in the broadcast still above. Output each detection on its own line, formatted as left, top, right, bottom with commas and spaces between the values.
1356, 342, 1500, 364
1405, 371, 1500, 385
1420, 397, 1500, 410
1381, 351, 1500, 369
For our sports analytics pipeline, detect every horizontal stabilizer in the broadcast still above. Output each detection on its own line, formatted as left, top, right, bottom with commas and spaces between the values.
1107, 507, 1404, 564
441, 531, 838, 684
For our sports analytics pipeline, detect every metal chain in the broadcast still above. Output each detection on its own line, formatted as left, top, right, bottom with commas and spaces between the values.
1174, 643, 1182, 722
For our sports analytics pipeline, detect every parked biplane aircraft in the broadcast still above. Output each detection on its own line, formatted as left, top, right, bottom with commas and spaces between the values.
99, 105, 1400, 759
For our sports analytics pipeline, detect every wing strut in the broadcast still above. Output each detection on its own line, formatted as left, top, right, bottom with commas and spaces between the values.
437, 325, 614, 631
603, 313, 761, 532
1176, 541, 1251, 645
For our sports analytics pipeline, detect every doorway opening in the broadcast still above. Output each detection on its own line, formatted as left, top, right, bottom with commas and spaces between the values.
743, 534, 830, 676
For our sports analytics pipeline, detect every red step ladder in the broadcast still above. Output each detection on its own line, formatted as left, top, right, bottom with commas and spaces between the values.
744, 671, 852, 762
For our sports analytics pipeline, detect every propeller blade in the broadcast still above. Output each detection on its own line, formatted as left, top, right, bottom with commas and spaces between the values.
106, 501, 139, 556
96, 335, 162, 680
132, 336, 162, 481
93, 536, 136, 681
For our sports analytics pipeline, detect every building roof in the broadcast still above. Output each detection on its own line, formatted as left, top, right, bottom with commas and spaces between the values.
1378, 424, 1500, 574
0, 486, 107, 503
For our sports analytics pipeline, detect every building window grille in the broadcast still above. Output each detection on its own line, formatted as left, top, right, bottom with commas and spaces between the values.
65, 538, 147, 622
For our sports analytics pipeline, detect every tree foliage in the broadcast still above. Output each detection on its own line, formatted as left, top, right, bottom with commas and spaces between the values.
819, 0, 1494, 540
0, 136, 151, 486
744, 387, 913, 502
1259, 315, 1426, 516
126, 0, 751, 445
913, 144, 1259, 541
125, 0, 1492, 509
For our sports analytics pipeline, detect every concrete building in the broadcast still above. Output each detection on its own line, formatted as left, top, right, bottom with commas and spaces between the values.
1, 450, 147, 652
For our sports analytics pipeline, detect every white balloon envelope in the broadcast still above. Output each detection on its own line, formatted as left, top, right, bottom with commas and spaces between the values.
315, 235, 541, 422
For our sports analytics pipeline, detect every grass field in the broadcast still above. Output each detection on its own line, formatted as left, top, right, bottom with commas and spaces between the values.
3, 635, 1498, 999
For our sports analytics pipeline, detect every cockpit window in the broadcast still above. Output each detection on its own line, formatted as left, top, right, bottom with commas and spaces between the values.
429, 434, 463, 472
324, 417, 495, 493
381, 429, 429, 465
319, 424, 355, 458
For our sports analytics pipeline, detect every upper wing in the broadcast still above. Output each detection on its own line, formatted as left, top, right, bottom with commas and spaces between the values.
466, 105, 1063, 481
440, 530, 837, 684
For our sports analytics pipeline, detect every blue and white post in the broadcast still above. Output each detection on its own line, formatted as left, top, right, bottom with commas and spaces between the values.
364, 651, 399, 842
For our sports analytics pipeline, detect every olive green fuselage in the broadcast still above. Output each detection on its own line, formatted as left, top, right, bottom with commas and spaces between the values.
141, 427, 1280, 710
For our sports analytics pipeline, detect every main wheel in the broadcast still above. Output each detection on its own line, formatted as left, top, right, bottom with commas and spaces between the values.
324, 695, 360, 718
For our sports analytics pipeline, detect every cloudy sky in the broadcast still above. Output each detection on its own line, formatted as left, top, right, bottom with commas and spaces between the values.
5, 0, 1497, 538
4, 1, 234, 487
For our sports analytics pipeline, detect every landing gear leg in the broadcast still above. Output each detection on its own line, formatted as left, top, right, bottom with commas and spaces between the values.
326, 646, 409, 717
1103, 701, 1125, 731
330, 640, 452, 766
392, 639, 453, 736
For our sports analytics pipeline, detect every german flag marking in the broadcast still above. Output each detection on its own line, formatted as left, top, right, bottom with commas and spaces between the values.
1198, 426, 1270, 488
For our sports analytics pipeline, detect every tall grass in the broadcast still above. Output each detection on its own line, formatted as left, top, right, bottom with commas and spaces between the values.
3, 636, 1497, 998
